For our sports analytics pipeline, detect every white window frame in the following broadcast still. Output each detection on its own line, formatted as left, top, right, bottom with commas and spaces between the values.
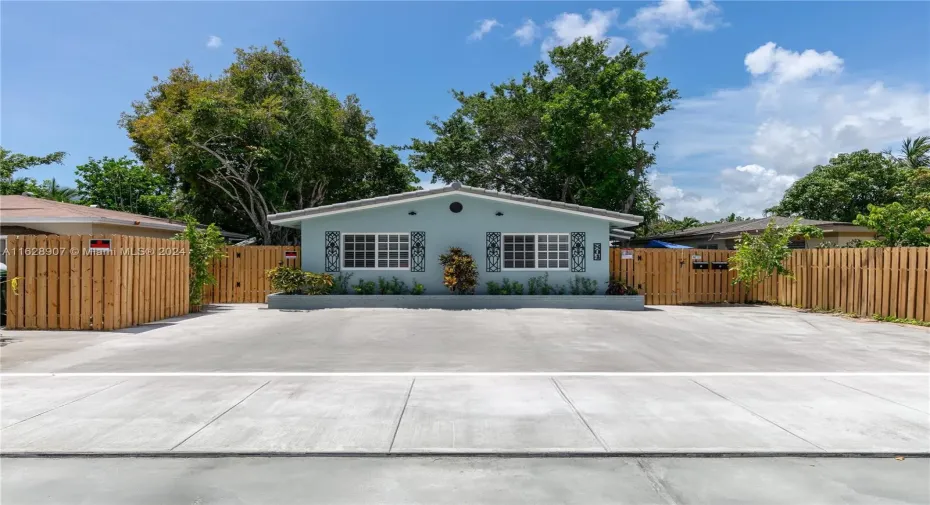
341, 232, 411, 270
501, 232, 571, 271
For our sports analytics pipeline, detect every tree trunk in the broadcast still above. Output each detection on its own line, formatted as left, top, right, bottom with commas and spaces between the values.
622, 130, 644, 214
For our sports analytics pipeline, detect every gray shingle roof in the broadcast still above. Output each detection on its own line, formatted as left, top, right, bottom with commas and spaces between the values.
643, 216, 854, 240
267, 182, 643, 227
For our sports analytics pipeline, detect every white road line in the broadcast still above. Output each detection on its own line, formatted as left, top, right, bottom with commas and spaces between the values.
1, 372, 928, 378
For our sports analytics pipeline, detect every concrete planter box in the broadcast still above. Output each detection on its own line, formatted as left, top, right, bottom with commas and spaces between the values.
267, 294, 645, 311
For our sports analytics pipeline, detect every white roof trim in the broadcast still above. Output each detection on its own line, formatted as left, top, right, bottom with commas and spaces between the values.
268, 183, 642, 228
610, 230, 635, 238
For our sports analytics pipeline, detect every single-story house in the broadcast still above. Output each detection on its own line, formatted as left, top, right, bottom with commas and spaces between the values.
0, 195, 247, 266
636, 216, 876, 250
267, 182, 642, 294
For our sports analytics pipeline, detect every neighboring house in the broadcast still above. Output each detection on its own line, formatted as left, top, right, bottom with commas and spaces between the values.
267, 182, 642, 294
0, 195, 247, 265
636, 216, 876, 250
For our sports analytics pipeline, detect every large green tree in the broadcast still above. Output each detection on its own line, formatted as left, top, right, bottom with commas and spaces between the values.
408, 37, 677, 220
0, 147, 66, 180
0, 147, 68, 198
766, 150, 904, 222
646, 215, 702, 236
75, 156, 176, 218
120, 40, 417, 243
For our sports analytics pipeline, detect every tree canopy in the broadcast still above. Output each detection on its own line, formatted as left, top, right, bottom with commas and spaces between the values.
0, 147, 77, 201
408, 37, 677, 223
854, 203, 930, 247
120, 40, 417, 243
75, 156, 176, 218
766, 150, 904, 222
0, 147, 66, 180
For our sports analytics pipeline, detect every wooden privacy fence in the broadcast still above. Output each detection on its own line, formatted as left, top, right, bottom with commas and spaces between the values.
611, 247, 930, 321
4, 235, 190, 330
612, 248, 748, 305
203, 245, 301, 304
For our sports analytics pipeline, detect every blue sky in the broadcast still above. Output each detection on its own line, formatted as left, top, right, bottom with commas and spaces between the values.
3, 1, 929, 220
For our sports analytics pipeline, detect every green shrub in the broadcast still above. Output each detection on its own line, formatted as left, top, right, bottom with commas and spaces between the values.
329, 272, 354, 295
438, 247, 478, 294
303, 272, 335, 295
527, 274, 543, 295
268, 266, 306, 294
569, 275, 598, 295
353, 278, 377, 295
377, 276, 409, 295
174, 217, 225, 308
730, 218, 823, 287
411, 280, 426, 295
527, 273, 561, 295
502, 278, 524, 295
267, 267, 334, 295
487, 278, 525, 295
605, 277, 638, 295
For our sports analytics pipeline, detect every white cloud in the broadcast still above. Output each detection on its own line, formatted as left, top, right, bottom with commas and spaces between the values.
719, 164, 797, 211
627, 0, 723, 48
646, 43, 930, 220
542, 9, 626, 56
650, 165, 797, 221
744, 42, 843, 84
650, 171, 721, 219
206, 35, 222, 49
513, 20, 539, 46
469, 19, 501, 41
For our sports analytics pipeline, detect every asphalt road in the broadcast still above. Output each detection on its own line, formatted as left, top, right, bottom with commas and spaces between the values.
2, 456, 928, 505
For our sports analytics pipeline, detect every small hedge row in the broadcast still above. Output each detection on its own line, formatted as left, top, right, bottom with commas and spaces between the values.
268, 267, 637, 296
267, 268, 426, 296
266, 267, 334, 295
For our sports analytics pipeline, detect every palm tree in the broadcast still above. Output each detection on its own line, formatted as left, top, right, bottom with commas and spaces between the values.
901, 136, 930, 169
41, 178, 80, 202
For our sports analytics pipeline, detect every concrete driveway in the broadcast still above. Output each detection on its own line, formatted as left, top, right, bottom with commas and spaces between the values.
1, 305, 928, 456
2, 304, 928, 372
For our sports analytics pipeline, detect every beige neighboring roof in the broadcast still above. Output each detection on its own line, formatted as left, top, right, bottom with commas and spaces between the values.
0, 195, 248, 239
267, 182, 644, 228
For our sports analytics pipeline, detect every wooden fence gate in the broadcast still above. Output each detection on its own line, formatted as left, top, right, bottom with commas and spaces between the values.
203, 245, 301, 304
611, 248, 747, 305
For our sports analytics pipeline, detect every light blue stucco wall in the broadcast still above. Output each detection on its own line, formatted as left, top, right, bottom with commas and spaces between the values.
298, 193, 612, 294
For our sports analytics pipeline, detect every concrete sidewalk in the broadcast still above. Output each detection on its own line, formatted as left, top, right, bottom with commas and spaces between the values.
4, 456, 929, 505
2, 375, 927, 454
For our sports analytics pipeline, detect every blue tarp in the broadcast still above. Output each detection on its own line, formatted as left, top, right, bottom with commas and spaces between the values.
645, 240, 692, 249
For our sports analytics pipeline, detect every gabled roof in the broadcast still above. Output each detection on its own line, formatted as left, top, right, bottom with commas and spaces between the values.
267, 182, 643, 228
641, 216, 867, 241
0, 195, 248, 239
